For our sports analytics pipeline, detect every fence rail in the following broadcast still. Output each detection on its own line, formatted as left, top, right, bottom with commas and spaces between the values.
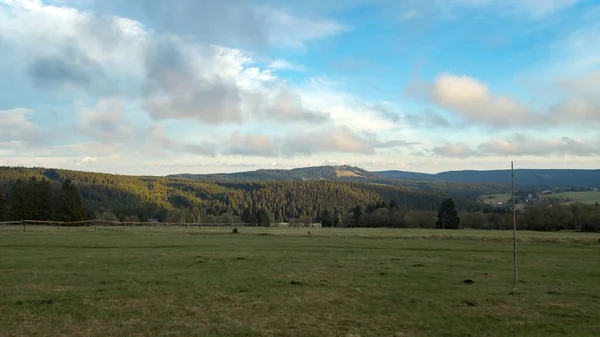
0, 220, 266, 231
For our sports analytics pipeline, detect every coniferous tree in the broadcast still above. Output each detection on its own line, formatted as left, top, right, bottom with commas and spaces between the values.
352, 205, 363, 222
333, 210, 342, 227
9, 179, 28, 220
321, 209, 333, 227
26, 177, 39, 219
241, 208, 256, 224
0, 189, 7, 221
57, 179, 85, 221
36, 178, 54, 220
256, 209, 271, 227
436, 198, 461, 230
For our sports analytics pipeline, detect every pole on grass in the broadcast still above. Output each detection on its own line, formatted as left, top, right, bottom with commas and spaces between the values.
512, 161, 518, 284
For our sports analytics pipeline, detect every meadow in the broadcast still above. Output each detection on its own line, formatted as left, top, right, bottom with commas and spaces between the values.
1, 226, 599, 337
552, 191, 600, 204
480, 193, 512, 205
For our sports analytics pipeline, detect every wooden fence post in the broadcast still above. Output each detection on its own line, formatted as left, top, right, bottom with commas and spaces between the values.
22, 220, 26, 232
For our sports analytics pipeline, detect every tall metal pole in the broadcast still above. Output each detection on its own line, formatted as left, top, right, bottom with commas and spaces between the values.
512, 161, 518, 284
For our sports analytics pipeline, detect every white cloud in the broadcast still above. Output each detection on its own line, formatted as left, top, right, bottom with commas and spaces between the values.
0, 108, 40, 145
258, 7, 349, 49
409, 70, 600, 128
429, 133, 600, 159
227, 131, 278, 157
431, 142, 478, 158
268, 58, 306, 71
479, 134, 600, 157
77, 99, 136, 145
297, 80, 405, 134
0, 2, 329, 126
74, 0, 348, 50
429, 73, 530, 126
281, 126, 375, 156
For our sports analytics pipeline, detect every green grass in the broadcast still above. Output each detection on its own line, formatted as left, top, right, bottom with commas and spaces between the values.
480, 193, 512, 205
551, 191, 600, 204
1, 227, 599, 337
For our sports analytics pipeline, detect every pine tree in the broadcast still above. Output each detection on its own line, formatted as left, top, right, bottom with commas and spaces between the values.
352, 205, 363, 222
436, 198, 461, 230
57, 180, 85, 222
9, 179, 28, 220
241, 208, 256, 224
0, 189, 7, 221
321, 209, 333, 227
36, 178, 54, 220
26, 177, 39, 219
256, 209, 271, 227
334, 210, 342, 227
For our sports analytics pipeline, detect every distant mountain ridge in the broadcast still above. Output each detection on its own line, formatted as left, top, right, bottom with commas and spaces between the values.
170, 166, 600, 188
172, 165, 373, 182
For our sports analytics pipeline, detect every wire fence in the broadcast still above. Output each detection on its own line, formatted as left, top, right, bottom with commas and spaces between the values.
0, 220, 271, 232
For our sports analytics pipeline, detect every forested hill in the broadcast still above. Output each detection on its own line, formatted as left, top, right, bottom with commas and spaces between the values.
377, 169, 600, 187
171, 165, 600, 188
0, 167, 474, 223
170, 165, 503, 199
171, 165, 374, 181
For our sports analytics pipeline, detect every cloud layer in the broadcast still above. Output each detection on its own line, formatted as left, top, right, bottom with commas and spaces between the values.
0, 0, 598, 174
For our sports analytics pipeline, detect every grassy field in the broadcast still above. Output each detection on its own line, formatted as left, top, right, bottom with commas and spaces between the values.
551, 191, 600, 204
1, 227, 599, 337
480, 194, 511, 205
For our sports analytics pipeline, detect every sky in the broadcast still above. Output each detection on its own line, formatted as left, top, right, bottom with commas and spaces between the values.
0, 0, 599, 175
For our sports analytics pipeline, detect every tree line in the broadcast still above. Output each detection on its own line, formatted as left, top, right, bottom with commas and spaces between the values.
0, 167, 460, 223
330, 198, 599, 232
2, 167, 596, 232
0, 177, 85, 222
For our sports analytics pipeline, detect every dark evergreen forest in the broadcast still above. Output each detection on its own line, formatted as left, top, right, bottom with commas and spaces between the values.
1, 167, 598, 232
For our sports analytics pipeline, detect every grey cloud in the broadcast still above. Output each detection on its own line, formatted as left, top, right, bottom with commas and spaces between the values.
183, 144, 219, 156
404, 109, 450, 128
27, 45, 111, 95
361, 130, 419, 148
549, 72, 600, 124
142, 37, 326, 124
0, 108, 42, 146
281, 126, 375, 156
146, 162, 259, 169
227, 131, 278, 157
373, 140, 419, 148
429, 133, 600, 159
76, 14, 133, 54
548, 99, 600, 125
144, 126, 217, 157
87, 0, 267, 48
77, 100, 218, 156
261, 89, 329, 123
144, 83, 244, 123
85, 0, 347, 50
370, 104, 402, 123
142, 37, 245, 123
478, 134, 600, 157
431, 143, 478, 158
77, 100, 136, 145
10, 3, 329, 126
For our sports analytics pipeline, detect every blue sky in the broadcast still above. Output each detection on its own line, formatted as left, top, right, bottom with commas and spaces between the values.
0, 0, 599, 175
